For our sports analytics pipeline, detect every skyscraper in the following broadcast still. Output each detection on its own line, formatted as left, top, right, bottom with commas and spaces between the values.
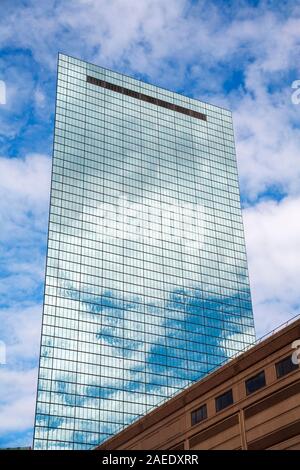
33, 54, 255, 449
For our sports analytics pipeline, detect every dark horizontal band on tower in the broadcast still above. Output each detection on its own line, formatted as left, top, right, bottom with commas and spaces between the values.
86, 75, 207, 122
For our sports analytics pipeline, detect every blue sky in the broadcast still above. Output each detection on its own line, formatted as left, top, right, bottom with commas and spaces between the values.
0, 0, 300, 448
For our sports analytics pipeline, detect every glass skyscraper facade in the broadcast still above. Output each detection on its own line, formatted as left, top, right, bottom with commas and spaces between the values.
33, 54, 255, 449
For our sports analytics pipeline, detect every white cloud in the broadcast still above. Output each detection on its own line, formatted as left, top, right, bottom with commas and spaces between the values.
0, 58, 39, 140
0, 154, 50, 306
244, 195, 300, 336
0, 153, 50, 245
0, 154, 49, 442
0, 368, 38, 434
0, 304, 41, 444
34, 88, 47, 112
232, 66, 300, 200
1, 303, 42, 364
0, 80, 6, 105
0, 153, 50, 210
